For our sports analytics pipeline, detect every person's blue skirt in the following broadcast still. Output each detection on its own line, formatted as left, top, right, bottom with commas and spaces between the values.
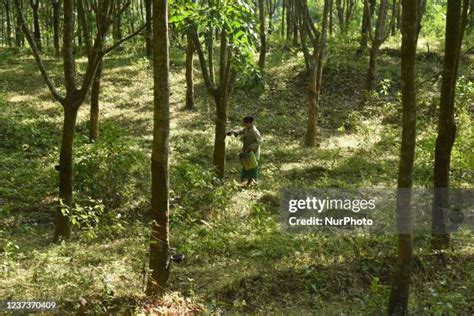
241, 165, 259, 181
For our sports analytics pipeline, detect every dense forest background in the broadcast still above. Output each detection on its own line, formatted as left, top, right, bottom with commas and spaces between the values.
0, 0, 472, 314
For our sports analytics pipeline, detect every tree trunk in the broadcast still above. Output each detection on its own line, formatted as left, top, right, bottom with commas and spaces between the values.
358, 0, 375, 54
206, 33, 215, 84
89, 61, 102, 142
364, 0, 389, 92
431, 0, 468, 250
329, 0, 333, 35
185, 33, 194, 110
145, 0, 152, 58
292, 12, 299, 46
54, 105, 78, 241
213, 92, 227, 179
113, 12, 122, 43
396, 0, 401, 29
304, 0, 329, 147
365, 45, 378, 91
52, 0, 60, 57
391, 0, 397, 35
335, 0, 344, 33
387, 0, 418, 313
470, 0, 474, 29
286, 0, 292, 40
267, 0, 273, 33
359, 0, 369, 53
147, 0, 170, 295
258, 0, 266, 69
30, 0, 41, 50
304, 67, 318, 146
281, 0, 285, 37
4, 0, 12, 46
15, 0, 23, 47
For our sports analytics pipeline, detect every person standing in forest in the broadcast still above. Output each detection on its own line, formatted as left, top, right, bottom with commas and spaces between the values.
227, 116, 262, 186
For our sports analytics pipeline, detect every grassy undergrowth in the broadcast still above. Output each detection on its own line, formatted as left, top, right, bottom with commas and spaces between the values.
0, 34, 472, 314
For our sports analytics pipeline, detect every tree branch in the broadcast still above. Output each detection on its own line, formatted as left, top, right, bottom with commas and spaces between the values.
77, 0, 92, 56
14, 0, 64, 103
191, 26, 217, 93
102, 23, 146, 55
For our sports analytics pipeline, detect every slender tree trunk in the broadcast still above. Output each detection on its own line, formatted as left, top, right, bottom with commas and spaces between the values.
30, 0, 41, 50
387, 0, 418, 313
305, 67, 319, 146
89, 61, 102, 141
76, 1, 82, 47
396, 0, 401, 29
470, 0, 474, 28
365, 0, 389, 92
258, 0, 267, 69
329, 0, 333, 35
1, 8, 4, 45
359, 0, 375, 54
52, 0, 60, 57
292, 11, 299, 46
304, 0, 329, 147
185, 32, 194, 110
4, 0, 12, 46
286, 0, 292, 40
359, 0, 369, 53
145, 0, 152, 58
281, 0, 285, 37
147, 0, 170, 295
213, 92, 227, 179
113, 12, 122, 43
55, 105, 78, 241
15, 0, 23, 47
211, 29, 231, 179
207, 33, 215, 84
365, 45, 378, 91
391, 0, 397, 35
336, 0, 344, 33
431, 0, 468, 250
267, 0, 273, 33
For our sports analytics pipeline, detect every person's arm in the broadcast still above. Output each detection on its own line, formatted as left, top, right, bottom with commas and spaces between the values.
247, 129, 262, 151
226, 128, 244, 136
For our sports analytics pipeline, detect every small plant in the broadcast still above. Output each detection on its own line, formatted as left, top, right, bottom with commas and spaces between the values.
59, 198, 105, 239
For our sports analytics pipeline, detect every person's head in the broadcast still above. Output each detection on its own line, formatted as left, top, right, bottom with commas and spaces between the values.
243, 116, 254, 128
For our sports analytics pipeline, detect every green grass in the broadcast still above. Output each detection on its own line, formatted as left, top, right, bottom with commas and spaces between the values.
0, 34, 473, 314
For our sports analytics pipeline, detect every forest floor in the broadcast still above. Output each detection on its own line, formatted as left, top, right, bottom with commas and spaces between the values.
0, 34, 473, 314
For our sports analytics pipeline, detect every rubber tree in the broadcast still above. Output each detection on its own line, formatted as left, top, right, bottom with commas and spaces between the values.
146, 0, 171, 295
52, 0, 61, 57
184, 0, 196, 110
358, 0, 375, 54
266, 0, 279, 33
364, 0, 390, 92
185, 30, 195, 110
145, 0, 152, 58
78, 0, 145, 142
431, 0, 469, 250
3, 0, 12, 46
29, 0, 41, 50
281, 0, 285, 36
14, 0, 23, 47
390, 0, 398, 35
298, 0, 330, 147
284, 0, 299, 45
15, 0, 135, 241
335, 0, 356, 34
387, 0, 418, 312
258, 0, 266, 69
173, 0, 257, 179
